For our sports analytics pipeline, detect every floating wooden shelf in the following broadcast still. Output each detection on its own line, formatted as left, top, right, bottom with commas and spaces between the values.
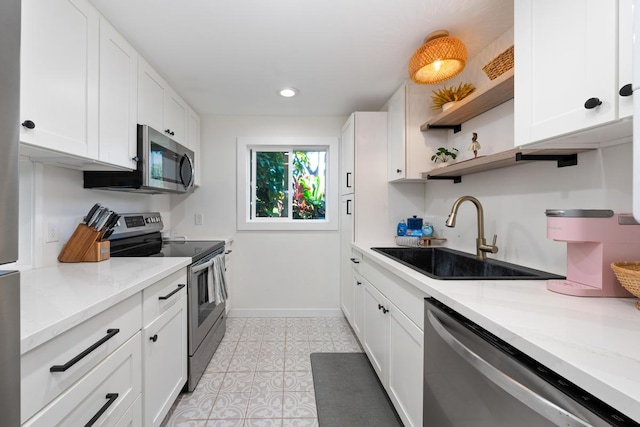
420, 68, 514, 133
420, 148, 595, 182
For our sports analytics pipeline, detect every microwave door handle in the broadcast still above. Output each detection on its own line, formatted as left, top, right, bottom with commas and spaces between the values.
191, 259, 214, 274
180, 154, 194, 188
426, 311, 591, 427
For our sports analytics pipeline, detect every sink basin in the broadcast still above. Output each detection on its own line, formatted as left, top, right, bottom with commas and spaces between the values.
371, 247, 564, 280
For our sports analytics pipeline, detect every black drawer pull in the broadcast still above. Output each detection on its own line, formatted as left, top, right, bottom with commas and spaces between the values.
50, 329, 120, 372
150, 334, 158, 342
159, 284, 186, 300
85, 393, 118, 427
350, 258, 360, 264
619, 83, 633, 97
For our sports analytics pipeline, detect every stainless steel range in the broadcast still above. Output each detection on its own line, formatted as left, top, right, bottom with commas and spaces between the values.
108, 212, 226, 392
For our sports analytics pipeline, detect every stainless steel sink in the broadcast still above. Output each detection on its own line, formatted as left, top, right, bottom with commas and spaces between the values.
371, 247, 564, 280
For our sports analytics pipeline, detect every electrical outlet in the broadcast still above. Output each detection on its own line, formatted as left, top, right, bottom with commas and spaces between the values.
194, 213, 203, 226
46, 222, 59, 243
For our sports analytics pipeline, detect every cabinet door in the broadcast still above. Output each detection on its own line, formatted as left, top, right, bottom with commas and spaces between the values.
619, 0, 634, 119
114, 395, 142, 427
515, 0, 617, 145
187, 107, 202, 186
340, 194, 355, 322
142, 296, 187, 427
352, 272, 366, 342
20, 0, 99, 158
387, 86, 406, 181
164, 88, 187, 144
388, 306, 423, 427
363, 282, 389, 384
340, 114, 355, 195
138, 58, 166, 132
99, 17, 138, 169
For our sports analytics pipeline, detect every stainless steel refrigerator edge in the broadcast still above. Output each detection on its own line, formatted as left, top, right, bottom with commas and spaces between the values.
0, 0, 21, 425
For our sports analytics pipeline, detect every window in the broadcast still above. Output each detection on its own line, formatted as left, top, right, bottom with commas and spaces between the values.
237, 138, 338, 230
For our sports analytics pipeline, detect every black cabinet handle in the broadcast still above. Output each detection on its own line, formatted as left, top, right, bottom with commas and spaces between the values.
22, 120, 35, 129
346, 199, 352, 215
382, 307, 389, 314
350, 257, 360, 264
50, 329, 120, 372
356, 281, 362, 286
85, 393, 118, 427
225, 250, 232, 254
619, 84, 633, 97
158, 284, 186, 300
584, 98, 602, 109
396, 169, 402, 173
165, 129, 175, 136
378, 304, 383, 310
346, 172, 352, 188
131, 156, 140, 162
150, 334, 158, 342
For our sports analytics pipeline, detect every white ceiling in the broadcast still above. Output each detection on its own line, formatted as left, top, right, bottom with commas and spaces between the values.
89, 0, 514, 117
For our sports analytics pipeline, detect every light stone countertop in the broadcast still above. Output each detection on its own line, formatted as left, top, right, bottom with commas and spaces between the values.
354, 242, 640, 423
20, 257, 190, 354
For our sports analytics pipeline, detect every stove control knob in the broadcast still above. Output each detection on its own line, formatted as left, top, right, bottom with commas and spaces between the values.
145, 217, 151, 224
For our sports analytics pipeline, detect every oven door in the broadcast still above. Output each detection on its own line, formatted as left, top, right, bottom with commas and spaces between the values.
188, 253, 225, 355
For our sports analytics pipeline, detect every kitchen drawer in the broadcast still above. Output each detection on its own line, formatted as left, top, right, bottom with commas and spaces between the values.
23, 332, 142, 426
142, 268, 187, 327
21, 294, 142, 423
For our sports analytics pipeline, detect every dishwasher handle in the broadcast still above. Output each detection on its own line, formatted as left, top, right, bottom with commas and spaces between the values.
426, 310, 591, 427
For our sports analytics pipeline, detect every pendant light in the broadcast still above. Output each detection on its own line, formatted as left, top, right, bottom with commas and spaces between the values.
408, 30, 467, 84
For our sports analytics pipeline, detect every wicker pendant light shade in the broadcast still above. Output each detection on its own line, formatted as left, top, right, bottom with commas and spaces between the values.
409, 30, 467, 84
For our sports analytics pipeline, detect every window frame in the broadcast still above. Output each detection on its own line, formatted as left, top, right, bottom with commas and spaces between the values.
236, 137, 339, 231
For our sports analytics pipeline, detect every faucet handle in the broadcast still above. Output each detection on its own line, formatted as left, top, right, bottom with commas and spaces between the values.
489, 234, 499, 253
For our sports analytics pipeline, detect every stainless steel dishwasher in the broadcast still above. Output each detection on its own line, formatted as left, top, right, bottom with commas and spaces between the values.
423, 298, 639, 427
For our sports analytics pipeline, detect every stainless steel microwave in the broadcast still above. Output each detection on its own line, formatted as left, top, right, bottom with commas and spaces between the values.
84, 125, 195, 194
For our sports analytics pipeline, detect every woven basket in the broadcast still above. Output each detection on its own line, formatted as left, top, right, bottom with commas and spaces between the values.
611, 261, 640, 310
482, 45, 514, 80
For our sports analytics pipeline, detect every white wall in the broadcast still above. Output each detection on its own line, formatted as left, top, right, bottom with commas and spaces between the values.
170, 116, 348, 315
423, 141, 633, 275
23, 161, 170, 267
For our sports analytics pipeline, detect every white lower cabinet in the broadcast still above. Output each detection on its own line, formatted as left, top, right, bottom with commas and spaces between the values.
21, 269, 188, 426
387, 303, 423, 427
352, 271, 365, 342
356, 259, 424, 427
363, 282, 389, 380
23, 333, 142, 427
142, 295, 187, 426
141, 269, 188, 427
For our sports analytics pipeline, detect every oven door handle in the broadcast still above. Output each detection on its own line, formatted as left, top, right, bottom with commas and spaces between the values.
427, 310, 591, 427
191, 258, 214, 274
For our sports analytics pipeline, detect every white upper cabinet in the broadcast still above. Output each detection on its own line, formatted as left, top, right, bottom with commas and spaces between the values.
619, 0, 634, 120
340, 115, 356, 195
515, 0, 631, 146
20, 0, 99, 159
138, 58, 167, 134
138, 59, 189, 146
387, 83, 431, 181
164, 88, 188, 145
98, 17, 138, 170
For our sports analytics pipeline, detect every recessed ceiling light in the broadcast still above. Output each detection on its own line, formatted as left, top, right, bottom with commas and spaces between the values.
278, 87, 299, 98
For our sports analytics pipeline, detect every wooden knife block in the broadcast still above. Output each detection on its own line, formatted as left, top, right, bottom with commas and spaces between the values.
58, 224, 110, 263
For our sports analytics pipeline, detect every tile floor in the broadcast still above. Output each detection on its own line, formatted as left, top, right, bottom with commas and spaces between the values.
162, 316, 363, 427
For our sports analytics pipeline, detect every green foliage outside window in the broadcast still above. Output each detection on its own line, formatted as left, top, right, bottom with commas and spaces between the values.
253, 150, 326, 220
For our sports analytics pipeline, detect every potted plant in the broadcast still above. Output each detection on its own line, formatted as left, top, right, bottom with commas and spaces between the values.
431, 147, 459, 167
431, 82, 475, 111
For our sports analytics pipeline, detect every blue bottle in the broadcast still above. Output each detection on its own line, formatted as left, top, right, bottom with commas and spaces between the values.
422, 223, 434, 237
397, 220, 407, 236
